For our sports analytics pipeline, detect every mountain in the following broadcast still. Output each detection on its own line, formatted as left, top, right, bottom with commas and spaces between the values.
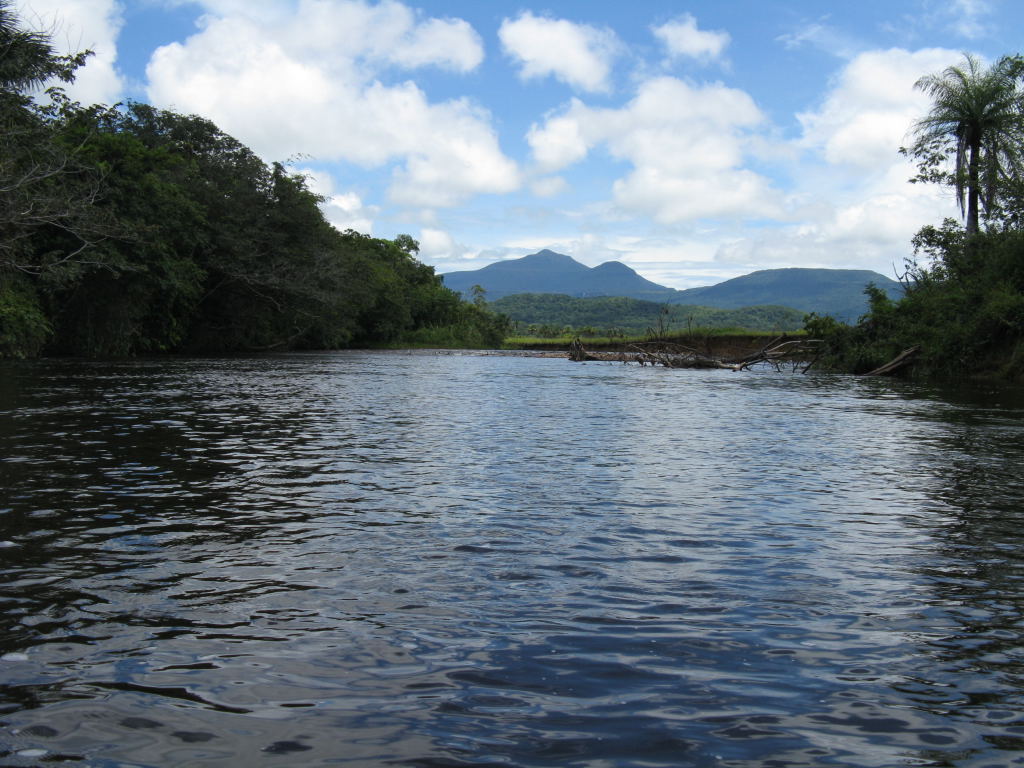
442, 249, 676, 302
667, 267, 902, 321
442, 250, 903, 321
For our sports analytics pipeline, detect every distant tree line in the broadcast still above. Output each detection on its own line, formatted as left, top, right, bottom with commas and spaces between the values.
492, 293, 805, 337
806, 53, 1024, 381
0, 3, 507, 358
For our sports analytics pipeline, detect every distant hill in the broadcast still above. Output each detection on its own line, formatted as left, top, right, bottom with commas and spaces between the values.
490, 294, 806, 334
442, 250, 902, 321
442, 249, 676, 302
667, 268, 902, 321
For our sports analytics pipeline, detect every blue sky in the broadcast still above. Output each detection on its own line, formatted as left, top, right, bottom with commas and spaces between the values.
17, 0, 1024, 287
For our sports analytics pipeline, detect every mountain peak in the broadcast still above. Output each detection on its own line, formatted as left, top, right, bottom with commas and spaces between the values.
526, 249, 575, 262
443, 250, 674, 301
592, 261, 635, 273
442, 257, 902, 319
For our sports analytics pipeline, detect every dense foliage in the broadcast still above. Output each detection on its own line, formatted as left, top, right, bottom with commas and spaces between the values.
491, 293, 805, 337
903, 54, 1024, 234
0, 5, 507, 358
806, 222, 1024, 379
808, 54, 1024, 381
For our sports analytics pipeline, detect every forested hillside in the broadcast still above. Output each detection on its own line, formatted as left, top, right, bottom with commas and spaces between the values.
0, 5, 506, 358
669, 268, 903, 321
491, 294, 805, 335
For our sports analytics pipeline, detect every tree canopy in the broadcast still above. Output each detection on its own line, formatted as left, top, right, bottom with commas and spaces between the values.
904, 53, 1024, 234
0, 4, 508, 358
809, 52, 1024, 381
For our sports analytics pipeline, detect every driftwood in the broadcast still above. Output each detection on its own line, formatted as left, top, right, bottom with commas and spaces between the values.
568, 338, 921, 376
567, 337, 823, 372
732, 338, 823, 372
862, 346, 920, 376
627, 341, 735, 369
568, 337, 601, 362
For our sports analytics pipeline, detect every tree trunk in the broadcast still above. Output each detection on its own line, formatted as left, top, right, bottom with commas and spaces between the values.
863, 346, 920, 376
967, 137, 980, 234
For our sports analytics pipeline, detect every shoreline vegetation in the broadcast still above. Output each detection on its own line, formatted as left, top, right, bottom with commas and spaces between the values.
0, 4, 509, 360
1, 7, 1022, 384
803, 53, 1024, 385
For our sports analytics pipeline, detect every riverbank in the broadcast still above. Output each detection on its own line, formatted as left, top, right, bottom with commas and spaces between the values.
505, 331, 799, 359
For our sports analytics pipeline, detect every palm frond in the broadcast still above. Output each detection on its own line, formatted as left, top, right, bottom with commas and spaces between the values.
909, 52, 1024, 231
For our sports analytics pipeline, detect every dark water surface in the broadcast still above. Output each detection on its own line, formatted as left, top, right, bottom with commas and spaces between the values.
2, 352, 1024, 767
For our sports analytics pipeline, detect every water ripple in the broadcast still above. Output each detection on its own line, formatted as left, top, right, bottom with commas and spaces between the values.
1, 353, 1024, 766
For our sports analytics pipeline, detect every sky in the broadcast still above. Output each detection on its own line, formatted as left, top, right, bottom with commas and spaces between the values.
15, 0, 1024, 288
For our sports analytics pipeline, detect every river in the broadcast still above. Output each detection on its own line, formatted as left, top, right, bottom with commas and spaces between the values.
1, 351, 1023, 767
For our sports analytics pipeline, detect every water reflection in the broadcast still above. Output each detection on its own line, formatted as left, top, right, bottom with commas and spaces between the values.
882, 384, 1024, 759
1, 353, 1023, 767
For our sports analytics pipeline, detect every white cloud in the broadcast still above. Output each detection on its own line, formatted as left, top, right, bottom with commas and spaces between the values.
321, 192, 375, 235
144, 1, 517, 208
418, 228, 475, 262
393, 17, 483, 71
714, 48, 964, 275
652, 14, 729, 62
418, 228, 455, 255
527, 106, 590, 172
528, 76, 777, 223
17, 0, 125, 105
498, 11, 619, 92
417, 228, 483, 274
299, 168, 376, 234
274, 0, 483, 73
515, 46, 966, 283
717, 183, 948, 275
797, 48, 958, 170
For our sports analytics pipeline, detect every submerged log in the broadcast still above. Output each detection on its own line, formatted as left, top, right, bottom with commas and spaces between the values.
863, 346, 920, 376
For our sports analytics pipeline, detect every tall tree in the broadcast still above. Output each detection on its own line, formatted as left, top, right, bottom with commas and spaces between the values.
0, 1, 87, 91
906, 54, 1024, 234
0, 1, 99, 274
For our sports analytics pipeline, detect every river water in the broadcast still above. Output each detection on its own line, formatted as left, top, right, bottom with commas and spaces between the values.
1, 351, 1023, 767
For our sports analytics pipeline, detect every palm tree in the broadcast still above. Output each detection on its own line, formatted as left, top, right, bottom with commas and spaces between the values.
909, 54, 1024, 234
0, 1, 88, 95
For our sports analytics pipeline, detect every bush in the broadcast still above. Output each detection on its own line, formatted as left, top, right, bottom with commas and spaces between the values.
804, 226, 1024, 380
0, 276, 52, 359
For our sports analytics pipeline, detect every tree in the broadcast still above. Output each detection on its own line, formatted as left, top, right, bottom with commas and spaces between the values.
0, 3, 512, 357
393, 234, 419, 255
0, 2, 109, 356
904, 54, 1024, 234
470, 284, 487, 307
0, 2, 102, 275
0, 1, 88, 91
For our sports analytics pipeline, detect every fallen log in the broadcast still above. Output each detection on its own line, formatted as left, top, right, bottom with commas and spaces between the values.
627, 342, 735, 369
733, 339, 824, 372
863, 346, 920, 376
566, 338, 823, 371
